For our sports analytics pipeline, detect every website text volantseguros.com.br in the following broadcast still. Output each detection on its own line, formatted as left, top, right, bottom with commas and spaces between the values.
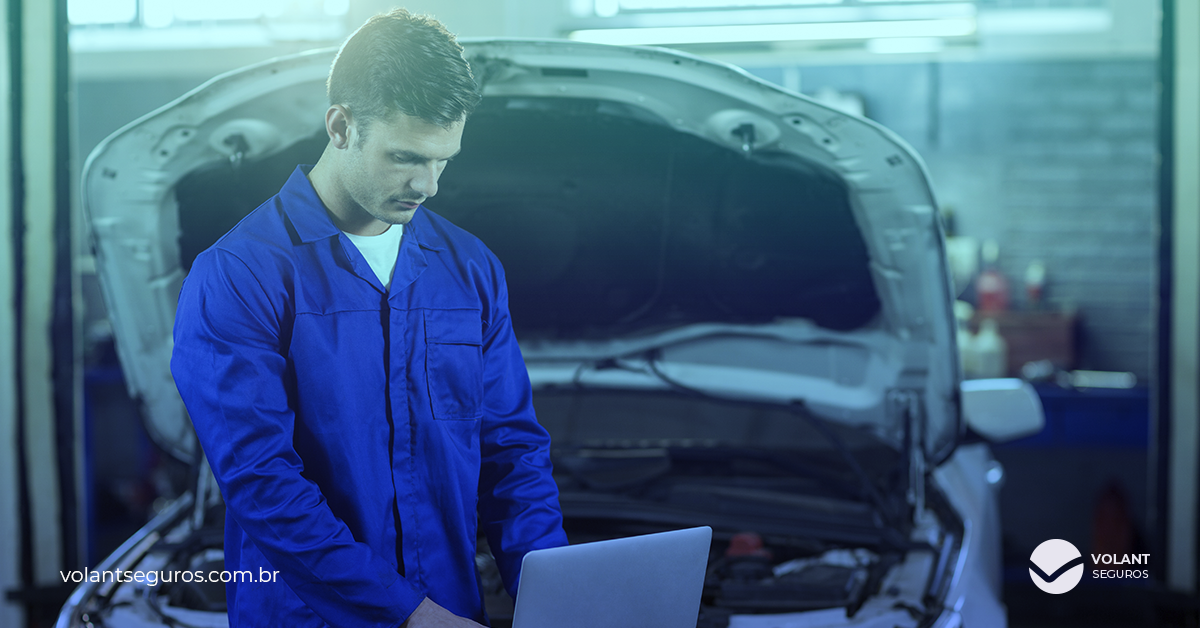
61, 567, 281, 587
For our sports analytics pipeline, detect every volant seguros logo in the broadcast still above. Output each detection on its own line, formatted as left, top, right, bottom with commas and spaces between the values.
1029, 539, 1084, 594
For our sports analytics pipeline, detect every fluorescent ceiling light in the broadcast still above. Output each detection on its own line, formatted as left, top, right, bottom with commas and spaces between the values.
569, 18, 975, 45
323, 0, 349, 16
596, 0, 620, 17
68, 0, 137, 24
171, 0, 270, 22
142, 0, 174, 28
572, 0, 598, 17
576, 4, 977, 29
617, 0, 839, 10
867, 36, 945, 54
978, 8, 1111, 34
69, 24, 275, 49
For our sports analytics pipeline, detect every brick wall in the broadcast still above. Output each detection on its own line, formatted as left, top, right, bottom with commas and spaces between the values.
749, 59, 1158, 380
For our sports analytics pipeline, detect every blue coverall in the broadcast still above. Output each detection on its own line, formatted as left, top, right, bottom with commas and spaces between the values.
171, 166, 568, 627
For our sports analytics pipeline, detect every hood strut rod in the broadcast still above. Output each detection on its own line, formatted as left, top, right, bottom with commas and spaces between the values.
891, 390, 926, 524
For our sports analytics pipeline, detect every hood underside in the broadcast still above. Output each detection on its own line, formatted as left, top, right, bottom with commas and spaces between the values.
179, 95, 880, 335
82, 40, 961, 463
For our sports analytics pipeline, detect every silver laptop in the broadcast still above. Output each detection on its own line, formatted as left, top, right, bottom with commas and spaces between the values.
511, 526, 712, 628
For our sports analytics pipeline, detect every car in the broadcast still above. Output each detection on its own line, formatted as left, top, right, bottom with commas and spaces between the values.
59, 39, 1044, 628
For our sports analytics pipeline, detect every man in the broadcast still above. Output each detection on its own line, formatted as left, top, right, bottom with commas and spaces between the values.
170, 9, 567, 628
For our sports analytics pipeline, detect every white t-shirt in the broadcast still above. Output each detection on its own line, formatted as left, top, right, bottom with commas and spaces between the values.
343, 224, 404, 289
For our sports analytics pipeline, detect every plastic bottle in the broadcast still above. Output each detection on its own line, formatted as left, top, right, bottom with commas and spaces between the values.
1025, 260, 1046, 309
973, 318, 1008, 378
976, 240, 1009, 314
954, 301, 978, 378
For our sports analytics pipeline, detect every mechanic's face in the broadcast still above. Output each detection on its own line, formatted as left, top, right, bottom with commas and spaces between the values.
336, 110, 463, 234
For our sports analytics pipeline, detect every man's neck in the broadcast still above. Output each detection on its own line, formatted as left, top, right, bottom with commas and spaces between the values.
306, 151, 389, 236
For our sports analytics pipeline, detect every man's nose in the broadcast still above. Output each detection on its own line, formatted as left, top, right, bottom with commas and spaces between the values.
410, 163, 439, 198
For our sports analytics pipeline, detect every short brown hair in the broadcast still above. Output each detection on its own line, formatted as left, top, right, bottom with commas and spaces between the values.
327, 8, 480, 130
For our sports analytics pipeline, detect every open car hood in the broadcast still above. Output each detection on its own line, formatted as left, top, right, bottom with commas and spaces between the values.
83, 39, 961, 464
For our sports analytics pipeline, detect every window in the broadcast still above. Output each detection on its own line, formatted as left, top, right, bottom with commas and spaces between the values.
591, 0, 842, 16
67, 0, 350, 28
567, 0, 981, 46
566, 0, 1114, 48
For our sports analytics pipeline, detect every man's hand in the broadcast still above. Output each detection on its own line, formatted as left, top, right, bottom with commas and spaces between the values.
400, 597, 487, 628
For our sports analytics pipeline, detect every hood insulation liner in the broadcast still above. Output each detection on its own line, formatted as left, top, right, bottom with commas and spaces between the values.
175, 96, 880, 339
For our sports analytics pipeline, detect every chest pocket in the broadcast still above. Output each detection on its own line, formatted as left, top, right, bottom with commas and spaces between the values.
423, 308, 484, 420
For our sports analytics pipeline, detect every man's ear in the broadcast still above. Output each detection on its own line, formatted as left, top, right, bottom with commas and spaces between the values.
326, 105, 353, 149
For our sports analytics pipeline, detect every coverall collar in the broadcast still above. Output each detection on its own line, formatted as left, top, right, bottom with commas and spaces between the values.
279, 165, 449, 295
280, 165, 448, 252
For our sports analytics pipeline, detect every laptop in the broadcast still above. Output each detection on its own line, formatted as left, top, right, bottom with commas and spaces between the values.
511, 526, 712, 628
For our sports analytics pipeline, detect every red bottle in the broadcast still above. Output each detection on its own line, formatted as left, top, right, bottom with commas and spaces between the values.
976, 241, 1009, 314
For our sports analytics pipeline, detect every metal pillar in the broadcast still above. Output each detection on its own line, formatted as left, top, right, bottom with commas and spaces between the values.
4, 0, 77, 623
1161, 0, 1200, 594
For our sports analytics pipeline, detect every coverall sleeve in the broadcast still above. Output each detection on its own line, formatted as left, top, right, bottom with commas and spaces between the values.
475, 257, 570, 597
170, 249, 426, 627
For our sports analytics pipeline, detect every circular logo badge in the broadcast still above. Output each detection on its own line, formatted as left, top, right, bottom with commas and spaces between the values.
1029, 539, 1084, 594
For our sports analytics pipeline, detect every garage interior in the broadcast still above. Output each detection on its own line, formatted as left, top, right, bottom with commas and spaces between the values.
1, 0, 1197, 627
